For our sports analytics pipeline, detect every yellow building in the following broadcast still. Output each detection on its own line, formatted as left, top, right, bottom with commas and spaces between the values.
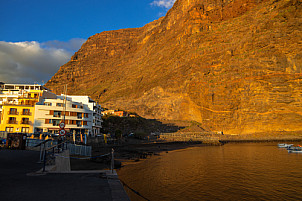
0, 105, 35, 133
0, 84, 47, 133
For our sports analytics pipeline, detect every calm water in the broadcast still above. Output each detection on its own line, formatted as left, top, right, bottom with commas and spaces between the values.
117, 143, 302, 201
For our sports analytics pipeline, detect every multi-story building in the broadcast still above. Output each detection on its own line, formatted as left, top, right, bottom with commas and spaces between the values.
0, 104, 35, 133
65, 95, 102, 136
0, 83, 102, 136
0, 83, 46, 106
33, 94, 102, 136
101, 109, 127, 117
0, 83, 48, 133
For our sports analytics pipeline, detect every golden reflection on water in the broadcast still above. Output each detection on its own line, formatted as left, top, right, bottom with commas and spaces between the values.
117, 143, 302, 201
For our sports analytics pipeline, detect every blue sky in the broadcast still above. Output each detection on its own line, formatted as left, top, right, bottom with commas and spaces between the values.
0, 0, 176, 84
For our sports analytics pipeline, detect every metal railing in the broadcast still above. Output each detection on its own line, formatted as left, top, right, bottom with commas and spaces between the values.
21, 121, 30, 125
40, 141, 68, 172
67, 144, 91, 156
7, 111, 18, 115
21, 112, 32, 116
7, 120, 17, 124
29, 139, 108, 172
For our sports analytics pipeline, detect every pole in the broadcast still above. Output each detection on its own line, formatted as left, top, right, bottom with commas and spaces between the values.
63, 84, 67, 142
111, 148, 114, 173
39, 143, 43, 163
64, 84, 67, 123
42, 144, 46, 172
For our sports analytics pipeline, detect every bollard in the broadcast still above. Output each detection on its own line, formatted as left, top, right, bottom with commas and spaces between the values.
111, 148, 114, 173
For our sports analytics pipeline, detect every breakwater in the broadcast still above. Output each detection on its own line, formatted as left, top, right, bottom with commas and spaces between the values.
160, 132, 302, 143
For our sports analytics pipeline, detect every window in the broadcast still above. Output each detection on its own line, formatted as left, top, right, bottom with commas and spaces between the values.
48, 119, 61, 126
45, 102, 52, 106
9, 108, 17, 115
6, 127, 13, 132
53, 120, 61, 126
56, 103, 64, 107
77, 113, 82, 119
70, 120, 77, 125
22, 118, 29, 124
84, 113, 89, 118
21, 127, 29, 133
22, 109, 30, 115
70, 112, 77, 116
53, 111, 62, 117
8, 117, 16, 124
72, 104, 77, 108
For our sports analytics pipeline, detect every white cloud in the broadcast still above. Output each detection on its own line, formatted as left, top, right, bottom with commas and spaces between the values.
0, 38, 85, 84
42, 38, 86, 53
151, 0, 176, 9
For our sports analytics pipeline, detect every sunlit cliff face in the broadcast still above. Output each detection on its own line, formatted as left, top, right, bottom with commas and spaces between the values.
46, 0, 302, 134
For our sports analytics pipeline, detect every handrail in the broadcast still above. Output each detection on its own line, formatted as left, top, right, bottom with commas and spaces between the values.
42, 140, 68, 172
46, 141, 66, 151
34, 139, 52, 147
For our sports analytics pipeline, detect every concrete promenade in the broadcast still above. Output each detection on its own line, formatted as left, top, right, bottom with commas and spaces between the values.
0, 149, 129, 201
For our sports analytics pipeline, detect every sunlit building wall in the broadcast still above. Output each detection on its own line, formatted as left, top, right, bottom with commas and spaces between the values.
34, 95, 94, 135
0, 83, 48, 133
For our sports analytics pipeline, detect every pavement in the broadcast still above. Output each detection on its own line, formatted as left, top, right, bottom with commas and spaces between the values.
0, 149, 130, 201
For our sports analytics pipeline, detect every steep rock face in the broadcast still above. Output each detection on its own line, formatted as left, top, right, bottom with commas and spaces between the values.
46, 0, 302, 134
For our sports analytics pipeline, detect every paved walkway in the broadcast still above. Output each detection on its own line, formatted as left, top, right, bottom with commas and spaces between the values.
0, 149, 129, 201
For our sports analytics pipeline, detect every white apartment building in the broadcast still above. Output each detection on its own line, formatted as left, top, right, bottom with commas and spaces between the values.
0, 83, 47, 112
33, 94, 102, 136
65, 95, 102, 136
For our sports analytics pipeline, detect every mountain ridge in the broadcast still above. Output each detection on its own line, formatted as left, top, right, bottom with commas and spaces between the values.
46, 0, 302, 134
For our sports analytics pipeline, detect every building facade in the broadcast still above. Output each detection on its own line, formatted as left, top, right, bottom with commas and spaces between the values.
0, 83, 102, 136
101, 109, 127, 117
34, 95, 102, 136
0, 104, 35, 133
0, 84, 47, 133
65, 95, 102, 136
34, 96, 92, 135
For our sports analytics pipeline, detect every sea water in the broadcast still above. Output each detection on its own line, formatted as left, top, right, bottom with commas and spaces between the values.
117, 143, 302, 201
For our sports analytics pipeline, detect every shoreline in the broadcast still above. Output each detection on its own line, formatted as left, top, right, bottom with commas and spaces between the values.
71, 136, 302, 171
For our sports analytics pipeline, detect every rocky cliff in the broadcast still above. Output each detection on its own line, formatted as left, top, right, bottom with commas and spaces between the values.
46, 0, 302, 134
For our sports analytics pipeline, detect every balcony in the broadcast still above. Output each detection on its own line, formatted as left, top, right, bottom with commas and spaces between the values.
22, 112, 32, 116
7, 120, 17, 124
21, 120, 30, 125
8, 111, 18, 115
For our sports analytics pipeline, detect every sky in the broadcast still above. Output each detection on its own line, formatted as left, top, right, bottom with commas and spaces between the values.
0, 0, 176, 84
